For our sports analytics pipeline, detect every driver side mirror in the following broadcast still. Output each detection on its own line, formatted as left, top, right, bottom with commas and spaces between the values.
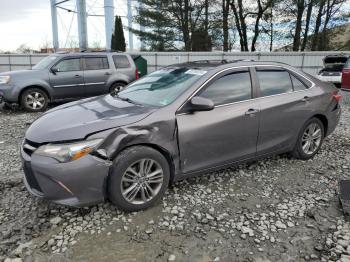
51, 68, 58, 74
189, 96, 214, 112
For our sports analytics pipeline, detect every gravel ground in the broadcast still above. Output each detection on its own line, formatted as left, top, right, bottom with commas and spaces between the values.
0, 91, 350, 262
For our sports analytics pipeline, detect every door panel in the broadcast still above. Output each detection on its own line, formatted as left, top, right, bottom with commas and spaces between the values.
83, 56, 111, 96
256, 91, 313, 155
177, 102, 260, 173
49, 58, 84, 99
255, 67, 314, 155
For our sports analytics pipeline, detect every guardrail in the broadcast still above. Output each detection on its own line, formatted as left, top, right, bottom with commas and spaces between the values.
1, 51, 349, 76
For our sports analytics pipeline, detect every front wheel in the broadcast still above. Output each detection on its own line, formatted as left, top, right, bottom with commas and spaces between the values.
292, 117, 324, 160
108, 146, 170, 212
20, 88, 48, 112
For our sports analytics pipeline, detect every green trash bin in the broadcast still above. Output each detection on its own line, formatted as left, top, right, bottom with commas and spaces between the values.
131, 55, 148, 78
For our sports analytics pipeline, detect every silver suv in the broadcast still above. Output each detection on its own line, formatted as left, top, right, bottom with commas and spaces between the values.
0, 52, 138, 111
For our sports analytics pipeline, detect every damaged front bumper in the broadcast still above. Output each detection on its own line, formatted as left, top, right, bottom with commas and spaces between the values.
21, 146, 112, 207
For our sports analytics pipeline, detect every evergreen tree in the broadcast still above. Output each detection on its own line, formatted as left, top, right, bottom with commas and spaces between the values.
111, 16, 126, 51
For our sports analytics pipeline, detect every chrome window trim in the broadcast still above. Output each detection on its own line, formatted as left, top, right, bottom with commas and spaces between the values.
176, 64, 315, 115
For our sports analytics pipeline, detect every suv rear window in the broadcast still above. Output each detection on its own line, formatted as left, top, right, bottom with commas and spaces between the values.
346, 58, 350, 68
113, 55, 131, 68
83, 57, 109, 70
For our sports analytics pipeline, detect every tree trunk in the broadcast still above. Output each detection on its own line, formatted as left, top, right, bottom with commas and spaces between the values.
183, 0, 191, 51
230, 0, 245, 51
292, 0, 305, 51
311, 0, 325, 51
301, 0, 313, 51
222, 0, 230, 51
269, 6, 273, 51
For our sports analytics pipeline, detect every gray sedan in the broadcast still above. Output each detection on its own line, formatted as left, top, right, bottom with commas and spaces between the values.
21, 60, 341, 211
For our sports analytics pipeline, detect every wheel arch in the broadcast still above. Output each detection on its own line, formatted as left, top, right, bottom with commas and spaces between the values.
108, 80, 128, 91
312, 114, 328, 136
19, 85, 51, 104
108, 143, 176, 184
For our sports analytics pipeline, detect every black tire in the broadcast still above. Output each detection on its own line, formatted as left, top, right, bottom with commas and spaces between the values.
292, 117, 325, 160
109, 82, 127, 96
108, 146, 170, 212
20, 88, 48, 112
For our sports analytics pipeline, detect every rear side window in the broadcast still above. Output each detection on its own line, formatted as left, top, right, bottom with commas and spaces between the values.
54, 58, 81, 72
113, 55, 131, 68
257, 69, 293, 96
291, 74, 307, 91
83, 57, 109, 70
199, 71, 252, 106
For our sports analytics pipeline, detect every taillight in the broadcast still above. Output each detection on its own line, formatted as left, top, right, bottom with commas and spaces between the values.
332, 91, 342, 103
135, 68, 140, 80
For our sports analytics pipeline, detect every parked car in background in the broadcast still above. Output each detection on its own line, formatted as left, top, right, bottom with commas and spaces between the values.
317, 54, 348, 87
341, 56, 350, 91
0, 52, 139, 112
21, 60, 341, 211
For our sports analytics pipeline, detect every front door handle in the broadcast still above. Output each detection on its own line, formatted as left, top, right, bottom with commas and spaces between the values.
104, 72, 112, 75
245, 108, 259, 116
74, 74, 81, 78
301, 96, 310, 102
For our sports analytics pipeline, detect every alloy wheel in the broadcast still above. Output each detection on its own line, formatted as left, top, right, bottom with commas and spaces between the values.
25, 92, 45, 110
301, 122, 322, 155
120, 159, 164, 205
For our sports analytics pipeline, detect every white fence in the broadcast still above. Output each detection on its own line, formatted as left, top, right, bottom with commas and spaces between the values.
1, 51, 349, 76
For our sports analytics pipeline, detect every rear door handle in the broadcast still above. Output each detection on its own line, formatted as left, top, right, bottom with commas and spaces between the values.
74, 74, 81, 78
104, 72, 112, 75
245, 108, 259, 116
301, 96, 310, 102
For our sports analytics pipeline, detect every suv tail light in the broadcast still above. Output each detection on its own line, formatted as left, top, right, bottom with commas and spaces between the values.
332, 91, 342, 103
135, 68, 140, 80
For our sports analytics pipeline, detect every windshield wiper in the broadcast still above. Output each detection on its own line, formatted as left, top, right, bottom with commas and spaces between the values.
115, 95, 142, 106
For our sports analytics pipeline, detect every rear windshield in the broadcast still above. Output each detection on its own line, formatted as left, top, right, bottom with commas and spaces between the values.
117, 68, 207, 107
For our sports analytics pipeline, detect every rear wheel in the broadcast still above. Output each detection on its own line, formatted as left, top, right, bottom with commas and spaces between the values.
20, 88, 48, 112
292, 117, 324, 160
109, 82, 126, 96
108, 146, 170, 211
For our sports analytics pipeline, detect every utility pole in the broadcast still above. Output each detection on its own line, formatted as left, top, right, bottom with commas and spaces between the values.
127, 0, 133, 51
50, 0, 59, 52
104, 0, 115, 50
77, 0, 88, 51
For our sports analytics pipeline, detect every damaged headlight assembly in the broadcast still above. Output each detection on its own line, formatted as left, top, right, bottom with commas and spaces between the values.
35, 139, 103, 163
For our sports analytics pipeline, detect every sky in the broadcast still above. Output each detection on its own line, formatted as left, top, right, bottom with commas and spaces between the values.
0, 0, 136, 52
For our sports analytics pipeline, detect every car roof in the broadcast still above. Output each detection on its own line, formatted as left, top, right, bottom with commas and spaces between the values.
52, 51, 128, 57
167, 60, 293, 71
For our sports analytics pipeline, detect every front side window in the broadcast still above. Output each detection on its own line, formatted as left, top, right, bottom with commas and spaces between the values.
117, 67, 206, 107
199, 71, 252, 106
257, 69, 293, 97
83, 57, 109, 70
33, 55, 59, 70
113, 55, 131, 68
54, 58, 81, 72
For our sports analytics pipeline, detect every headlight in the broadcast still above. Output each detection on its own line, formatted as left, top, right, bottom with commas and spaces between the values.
0, 76, 10, 84
35, 139, 103, 163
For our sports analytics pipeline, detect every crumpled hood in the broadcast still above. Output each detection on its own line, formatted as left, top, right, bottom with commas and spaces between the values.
26, 95, 156, 143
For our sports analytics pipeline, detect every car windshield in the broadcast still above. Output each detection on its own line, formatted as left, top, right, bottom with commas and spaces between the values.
33, 55, 59, 70
117, 67, 207, 107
